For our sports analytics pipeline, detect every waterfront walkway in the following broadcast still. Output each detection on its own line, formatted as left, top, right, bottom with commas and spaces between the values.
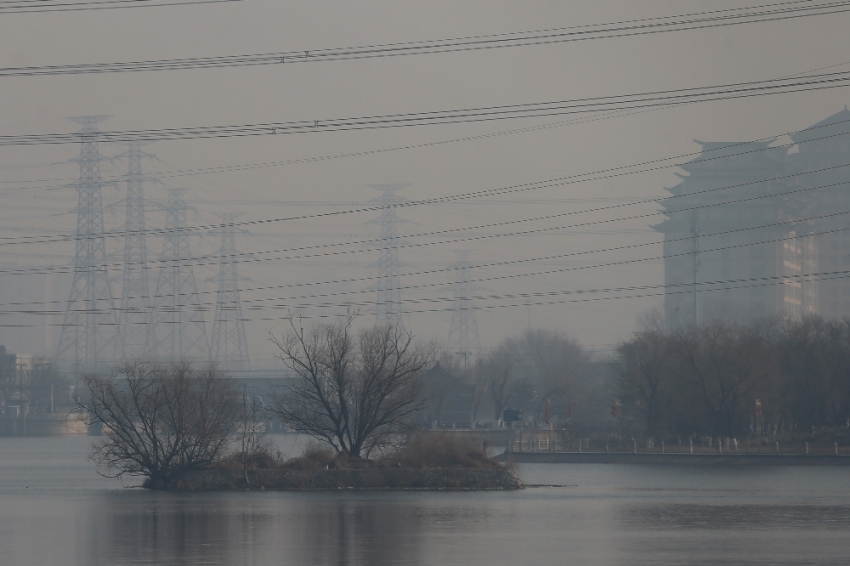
496, 451, 850, 465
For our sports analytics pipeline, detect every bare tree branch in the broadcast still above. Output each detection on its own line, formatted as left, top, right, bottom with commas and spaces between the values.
269, 314, 431, 458
78, 363, 240, 489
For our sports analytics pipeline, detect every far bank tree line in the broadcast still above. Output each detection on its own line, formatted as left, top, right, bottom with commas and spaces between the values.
424, 315, 850, 440
427, 330, 600, 429
617, 315, 850, 440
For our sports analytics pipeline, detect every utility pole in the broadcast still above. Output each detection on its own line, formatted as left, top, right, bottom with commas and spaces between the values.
210, 214, 250, 371
56, 116, 124, 375
118, 141, 154, 360
145, 188, 209, 363
691, 206, 700, 326
369, 184, 408, 329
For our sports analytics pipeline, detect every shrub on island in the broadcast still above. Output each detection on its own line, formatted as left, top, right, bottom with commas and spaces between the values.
178, 434, 522, 491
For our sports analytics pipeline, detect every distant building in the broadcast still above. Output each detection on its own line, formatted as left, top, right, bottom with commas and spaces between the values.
655, 110, 850, 327
0, 345, 16, 406
788, 108, 850, 318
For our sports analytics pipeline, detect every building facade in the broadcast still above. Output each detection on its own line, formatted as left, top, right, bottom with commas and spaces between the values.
655, 110, 850, 327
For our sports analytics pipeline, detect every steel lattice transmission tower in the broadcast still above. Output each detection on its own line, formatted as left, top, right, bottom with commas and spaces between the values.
369, 184, 408, 328
446, 251, 481, 374
56, 116, 124, 374
144, 188, 209, 363
210, 214, 250, 371
118, 141, 154, 360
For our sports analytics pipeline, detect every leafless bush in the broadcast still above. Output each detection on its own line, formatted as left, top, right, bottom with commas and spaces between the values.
385, 433, 500, 469
79, 363, 241, 489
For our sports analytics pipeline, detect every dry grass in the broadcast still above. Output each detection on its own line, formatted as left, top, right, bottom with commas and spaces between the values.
281, 443, 337, 470
383, 434, 502, 469
211, 448, 280, 471
216, 434, 503, 473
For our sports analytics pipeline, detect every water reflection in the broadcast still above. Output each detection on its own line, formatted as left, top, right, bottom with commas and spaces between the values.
625, 503, 850, 530
3, 439, 850, 566
300, 498, 423, 565
91, 493, 250, 565
89, 492, 429, 566
78, 486, 850, 566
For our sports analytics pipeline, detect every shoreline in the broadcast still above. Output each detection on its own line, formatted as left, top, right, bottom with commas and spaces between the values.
495, 451, 850, 466
170, 467, 523, 491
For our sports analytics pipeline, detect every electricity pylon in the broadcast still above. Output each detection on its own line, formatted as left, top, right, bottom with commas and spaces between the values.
368, 184, 408, 328
446, 251, 481, 374
210, 214, 250, 371
56, 116, 124, 375
117, 141, 154, 360
144, 188, 209, 363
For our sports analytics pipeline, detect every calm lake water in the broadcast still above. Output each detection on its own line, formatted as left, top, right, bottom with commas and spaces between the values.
1, 436, 848, 565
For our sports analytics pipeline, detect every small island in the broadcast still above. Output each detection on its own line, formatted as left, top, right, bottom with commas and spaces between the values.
172, 436, 522, 491
78, 316, 521, 492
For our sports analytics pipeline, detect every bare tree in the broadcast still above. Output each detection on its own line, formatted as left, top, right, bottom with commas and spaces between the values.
269, 314, 432, 458
479, 330, 588, 425
421, 350, 474, 427
617, 326, 674, 437
79, 364, 240, 489
671, 320, 775, 437
507, 377, 537, 416
476, 349, 514, 426
470, 375, 489, 423
237, 385, 269, 487
776, 315, 850, 429
517, 329, 588, 420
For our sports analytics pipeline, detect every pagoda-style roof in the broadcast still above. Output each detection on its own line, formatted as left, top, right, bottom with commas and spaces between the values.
790, 108, 850, 144
679, 139, 781, 175
691, 139, 774, 159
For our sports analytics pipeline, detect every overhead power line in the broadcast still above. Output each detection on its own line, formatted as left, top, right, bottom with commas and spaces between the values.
0, 104, 691, 193
0, 0, 241, 15
1, 119, 848, 252
4, 205, 848, 314
0, 170, 850, 303
7, 266, 850, 326
4, 71, 850, 146
9, 52, 850, 192
1, 0, 846, 71
250, 268, 850, 315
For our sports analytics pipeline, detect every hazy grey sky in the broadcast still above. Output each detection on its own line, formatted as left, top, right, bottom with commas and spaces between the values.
2, 0, 850, 366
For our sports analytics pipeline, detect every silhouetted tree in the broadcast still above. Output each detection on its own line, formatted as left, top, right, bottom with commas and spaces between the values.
423, 351, 464, 426
479, 330, 588, 425
617, 325, 674, 437
476, 348, 514, 426
776, 315, 850, 429
670, 319, 776, 437
80, 364, 240, 489
269, 314, 432, 458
